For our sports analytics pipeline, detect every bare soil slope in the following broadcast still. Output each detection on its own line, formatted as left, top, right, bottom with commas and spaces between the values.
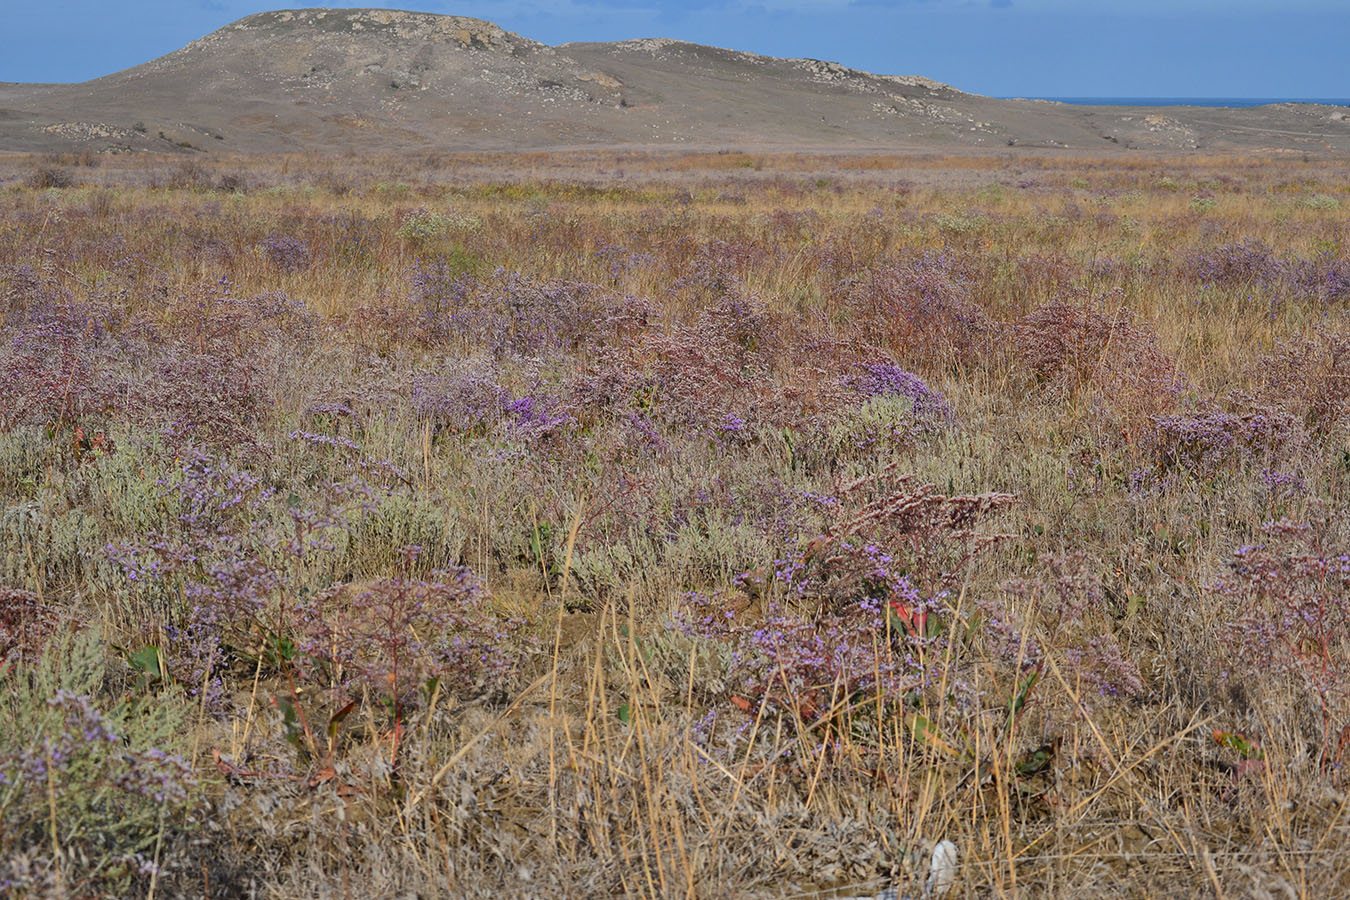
2, 7, 1348, 155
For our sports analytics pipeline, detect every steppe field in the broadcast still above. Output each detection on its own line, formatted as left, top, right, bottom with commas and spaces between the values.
1, 149, 1348, 899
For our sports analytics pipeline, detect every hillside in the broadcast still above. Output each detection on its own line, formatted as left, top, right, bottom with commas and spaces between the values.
1, 8, 1348, 154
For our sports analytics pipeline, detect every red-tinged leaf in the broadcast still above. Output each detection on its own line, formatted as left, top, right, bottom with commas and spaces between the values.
889, 599, 934, 639
904, 714, 961, 758
307, 766, 337, 789
212, 748, 259, 780
794, 694, 821, 722
729, 694, 753, 714
887, 600, 917, 636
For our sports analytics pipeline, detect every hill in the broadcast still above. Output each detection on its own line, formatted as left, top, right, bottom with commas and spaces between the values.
1, 8, 1348, 154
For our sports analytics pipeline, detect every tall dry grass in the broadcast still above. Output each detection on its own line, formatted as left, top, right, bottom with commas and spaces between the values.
0, 149, 1347, 898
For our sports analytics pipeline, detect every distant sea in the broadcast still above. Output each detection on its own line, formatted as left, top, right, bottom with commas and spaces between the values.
1009, 97, 1350, 108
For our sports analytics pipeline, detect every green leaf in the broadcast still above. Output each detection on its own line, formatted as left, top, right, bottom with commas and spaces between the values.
1213, 730, 1263, 760
1015, 743, 1056, 777
904, 714, 960, 758
277, 696, 305, 752
1006, 667, 1041, 732
616, 703, 632, 725
964, 611, 985, 642
126, 646, 163, 688
1125, 592, 1145, 620
327, 700, 357, 742
264, 633, 297, 668
128, 646, 161, 675
907, 713, 937, 741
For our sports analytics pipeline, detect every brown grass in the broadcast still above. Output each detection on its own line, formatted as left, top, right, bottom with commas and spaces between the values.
0, 149, 1348, 899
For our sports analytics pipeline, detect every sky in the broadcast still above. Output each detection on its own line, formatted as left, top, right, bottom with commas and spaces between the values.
3, 0, 1348, 98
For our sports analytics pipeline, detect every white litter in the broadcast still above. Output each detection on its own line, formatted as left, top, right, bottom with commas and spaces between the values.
840, 840, 959, 900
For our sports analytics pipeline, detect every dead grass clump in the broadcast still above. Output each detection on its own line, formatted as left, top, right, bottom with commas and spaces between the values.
0, 587, 60, 665
25, 166, 73, 189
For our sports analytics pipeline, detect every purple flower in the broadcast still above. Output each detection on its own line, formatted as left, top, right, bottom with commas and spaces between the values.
846, 363, 953, 423
506, 393, 576, 440
259, 234, 312, 272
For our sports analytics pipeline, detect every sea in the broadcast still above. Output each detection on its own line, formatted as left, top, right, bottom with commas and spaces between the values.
1008, 97, 1350, 108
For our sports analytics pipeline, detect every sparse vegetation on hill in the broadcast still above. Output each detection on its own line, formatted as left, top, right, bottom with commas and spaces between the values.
3, 8, 1350, 155
0, 150, 1348, 898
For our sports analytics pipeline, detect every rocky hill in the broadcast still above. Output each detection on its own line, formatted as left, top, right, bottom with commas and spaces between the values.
2, 8, 1347, 154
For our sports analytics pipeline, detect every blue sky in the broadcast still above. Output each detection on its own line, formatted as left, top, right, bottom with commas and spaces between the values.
4, 1, 1347, 97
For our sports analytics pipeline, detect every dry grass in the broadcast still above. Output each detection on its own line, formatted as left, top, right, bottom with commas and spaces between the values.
0, 149, 1348, 898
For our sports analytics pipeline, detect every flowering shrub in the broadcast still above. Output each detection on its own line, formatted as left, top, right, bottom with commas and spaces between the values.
1288, 254, 1350, 303
780, 464, 1015, 610
106, 451, 282, 704
672, 464, 1013, 727
415, 268, 643, 357
841, 254, 995, 366
409, 366, 575, 443
505, 393, 576, 442
410, 365, 511, 433
593, 244, 655, 278
998, 554, 1145, 702
396, 208, 451, 242
296, 568, 528, 709
1147, 406, 1304, 474
845, 363, 953, 425
1184, 240, 1284, 289
409, 254, 476, 336
325, 211, 381, 269
1215, 519, 1350, 769
1184, 242, 1350, 303
0, 303, 123, 430
641, 321, 760, 428
638, 295, 781, 430
675, 591, 927, 722
259, 234, 312, 272
1246, 330, 1350, 435
1014, 299, 1187, 420
0, 631, 197, 895
673, 239, 765, 300
132, 349, 271, 454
